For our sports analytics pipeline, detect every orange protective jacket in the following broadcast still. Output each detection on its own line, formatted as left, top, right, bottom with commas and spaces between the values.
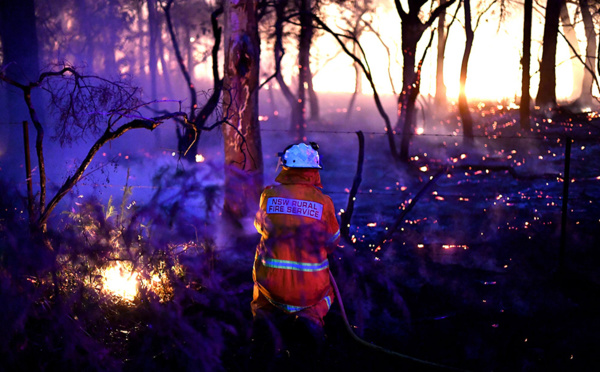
253, 167, 340, 313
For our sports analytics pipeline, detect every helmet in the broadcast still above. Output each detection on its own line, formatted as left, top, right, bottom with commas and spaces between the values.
279, 142, 322, 169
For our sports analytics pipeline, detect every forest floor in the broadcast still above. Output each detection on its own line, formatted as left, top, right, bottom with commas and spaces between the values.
2, 99, 600, 372
236, 102, 600, 371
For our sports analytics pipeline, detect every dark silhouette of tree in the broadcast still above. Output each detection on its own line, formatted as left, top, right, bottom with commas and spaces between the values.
295, 0, 313, 140
459, 0, 506, 136
300, 0, 320, 124
521, 0, 532, 130
271, 0, 297, 120
163, 0, 199, 158
163, 0, 224, 161
458, 0, 474, 139
260, 0, 327, 140
222, 0, 263, 226
435, 0, 450, 111
394, 0, 456, 163
536, 0, 562, 108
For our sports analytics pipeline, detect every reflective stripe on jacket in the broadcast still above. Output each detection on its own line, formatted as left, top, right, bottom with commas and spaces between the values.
253, 167, 340, 313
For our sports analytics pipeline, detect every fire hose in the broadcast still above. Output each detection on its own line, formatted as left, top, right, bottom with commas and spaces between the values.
328, 271, 468, 371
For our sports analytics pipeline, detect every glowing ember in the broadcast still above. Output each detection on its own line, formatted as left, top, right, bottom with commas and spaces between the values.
419, 165, 428, 172
442, 244, 469, 250
367, 222, 377, 227
195, 153, 205, 163
101, 262, 138, 301
416, 127, 424, 135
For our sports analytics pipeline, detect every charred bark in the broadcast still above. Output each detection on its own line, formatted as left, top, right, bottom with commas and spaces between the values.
458, 0, 474, 139
395, 0, 456, 163
222, 0, 264, 223
536, 0, 561, 108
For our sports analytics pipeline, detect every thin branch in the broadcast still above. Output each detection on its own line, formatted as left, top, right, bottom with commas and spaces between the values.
376, 167, 448, 249
559, 29, 600, 102
312, 14, 397, 158
39, 113, 187, 227
162, 0, 197, 121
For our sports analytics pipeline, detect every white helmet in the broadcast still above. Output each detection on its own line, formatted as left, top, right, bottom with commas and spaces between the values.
279, 142, 322, 169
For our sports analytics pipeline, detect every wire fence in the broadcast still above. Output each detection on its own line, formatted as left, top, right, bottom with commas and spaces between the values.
2, 117, 599, 274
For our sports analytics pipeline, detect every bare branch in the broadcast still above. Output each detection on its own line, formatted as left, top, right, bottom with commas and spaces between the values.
39, 113, 186, 228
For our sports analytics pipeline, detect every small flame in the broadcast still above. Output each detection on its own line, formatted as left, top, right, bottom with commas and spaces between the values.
102, 262, 138, 301
195, 154, 205, 163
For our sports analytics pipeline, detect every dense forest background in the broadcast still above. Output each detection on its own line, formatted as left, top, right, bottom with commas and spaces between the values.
1, 0, 600, 371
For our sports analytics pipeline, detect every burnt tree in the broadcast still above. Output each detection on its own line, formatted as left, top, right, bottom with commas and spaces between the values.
458, 0, 473, 139
394, 0, 455, 163
521, 0, 532, 130
222, 0, 264, 225
536, 0, 562, 108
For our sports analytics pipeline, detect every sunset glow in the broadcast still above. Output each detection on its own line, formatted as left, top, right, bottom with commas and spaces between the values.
308, 1, 589, 101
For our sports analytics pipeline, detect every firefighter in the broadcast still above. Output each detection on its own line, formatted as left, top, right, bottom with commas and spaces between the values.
250, 142, 340, 368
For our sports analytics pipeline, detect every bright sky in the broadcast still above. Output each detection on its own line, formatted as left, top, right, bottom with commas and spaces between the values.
307, 0, 588, 102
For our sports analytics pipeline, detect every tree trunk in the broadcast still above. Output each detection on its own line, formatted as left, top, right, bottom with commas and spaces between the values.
576, 0, 596, 108
395, 0, 455, 162
272, 0, 296, 128
434, 0, 448, 110
307, 64, 319, 122
303, 0, 319, 122
222, 0, 264, 224
536, 0, 562, 108
346, 24, 364, 119
458, 0, 473, 139
293, 0, 312, 141
520, 0, 532, 130
148, 0, 159, 102
397, 28, 420, 162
